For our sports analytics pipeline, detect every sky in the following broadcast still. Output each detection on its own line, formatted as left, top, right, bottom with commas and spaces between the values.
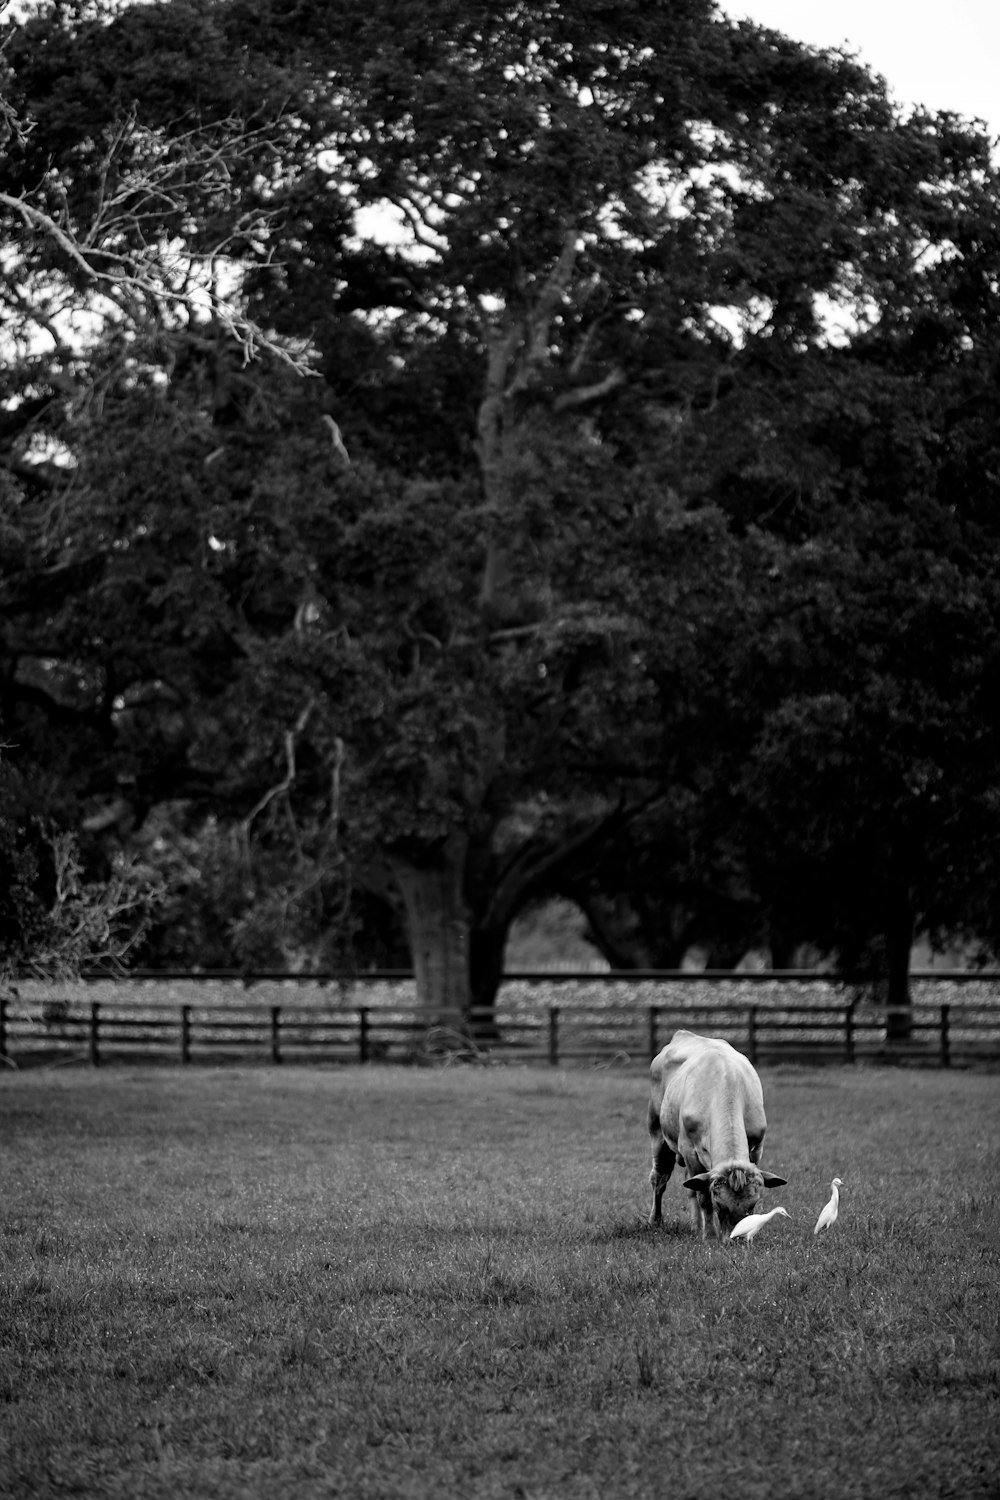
725, 1, 1000, 141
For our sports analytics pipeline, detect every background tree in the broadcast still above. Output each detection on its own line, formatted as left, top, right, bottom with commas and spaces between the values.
0, 0, 298, 979
683, 127, 1000, 1015
4, 0, 1000, 1021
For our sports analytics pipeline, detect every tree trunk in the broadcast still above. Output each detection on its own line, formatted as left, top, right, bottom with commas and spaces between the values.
884, 884, 915, 1042
469, 924, 507, 1039
571, 888, 686, 969
390, 836, 471, 1021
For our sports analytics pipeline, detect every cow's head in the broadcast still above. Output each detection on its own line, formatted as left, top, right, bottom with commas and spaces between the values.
683, 1161, 787, 1234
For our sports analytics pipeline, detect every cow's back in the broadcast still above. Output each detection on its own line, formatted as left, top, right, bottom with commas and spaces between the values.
650, 1029, 766, 1162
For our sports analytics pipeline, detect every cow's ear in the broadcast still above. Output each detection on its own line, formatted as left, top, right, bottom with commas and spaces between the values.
761, 1172, 787, 1188
683, 1172, 712, 1190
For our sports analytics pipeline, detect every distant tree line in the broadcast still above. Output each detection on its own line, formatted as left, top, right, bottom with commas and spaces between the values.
3, 0, 1000, 1027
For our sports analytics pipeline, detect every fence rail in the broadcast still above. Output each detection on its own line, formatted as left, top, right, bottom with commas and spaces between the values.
3, 983, 1000, 1070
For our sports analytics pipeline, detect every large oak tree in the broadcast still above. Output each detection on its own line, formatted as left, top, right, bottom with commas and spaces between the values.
4, 0, 999, 1017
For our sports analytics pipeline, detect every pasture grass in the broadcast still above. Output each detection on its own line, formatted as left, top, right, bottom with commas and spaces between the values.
1, 1063, 999, 1499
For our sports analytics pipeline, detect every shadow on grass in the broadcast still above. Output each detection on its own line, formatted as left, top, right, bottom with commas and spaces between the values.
593, 1217, 691, 1242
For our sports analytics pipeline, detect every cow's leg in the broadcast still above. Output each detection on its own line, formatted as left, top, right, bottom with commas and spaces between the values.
649, 1144, 676, 1224
686, 1187, 709, 1238
647, 1105, 675, 1225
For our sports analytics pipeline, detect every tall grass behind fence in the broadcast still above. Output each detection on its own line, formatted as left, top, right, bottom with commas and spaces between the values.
2, 970, 999, 1068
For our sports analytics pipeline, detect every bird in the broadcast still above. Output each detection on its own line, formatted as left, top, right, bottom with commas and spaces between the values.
814, 1177, 843, 1235
728, 1206, 791, 1246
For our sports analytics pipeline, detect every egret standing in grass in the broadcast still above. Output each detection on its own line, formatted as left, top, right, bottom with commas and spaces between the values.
728, 1206, 790, 1246
814, 1177, 843, 1235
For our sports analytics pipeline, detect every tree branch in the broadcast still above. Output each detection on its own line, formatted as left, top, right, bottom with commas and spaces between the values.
526, 227, 579, 371
242, 699, 315, 836
553, 366, 629, 411
484, 802, 624, 932
1, 107, 314, 370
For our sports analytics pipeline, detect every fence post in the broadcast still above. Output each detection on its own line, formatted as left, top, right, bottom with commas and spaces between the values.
747, 1006, 757, 1065
89, 1002, 101, 1067
648, 1005, 659, 1059
940, 1004, 950, 1068
270, 1005, 282, 1065
180, 1004, 191, 1065
359, 1007, 369, 1064
548, 1007, 559, 1067
844, 1006, 855, 1064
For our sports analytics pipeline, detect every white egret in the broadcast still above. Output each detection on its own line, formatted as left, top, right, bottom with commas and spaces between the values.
728, 1206, 790, 1246
814, 1177, 843, 1235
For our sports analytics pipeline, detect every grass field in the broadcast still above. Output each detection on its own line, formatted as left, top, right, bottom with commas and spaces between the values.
2, 1062, 999, 1499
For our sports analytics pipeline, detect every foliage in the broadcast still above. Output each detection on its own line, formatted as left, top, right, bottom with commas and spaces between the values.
0, 0, 310, 369
734, 516, 1000, 977
0, 759, 160, 982
4, 0, 1000, 1004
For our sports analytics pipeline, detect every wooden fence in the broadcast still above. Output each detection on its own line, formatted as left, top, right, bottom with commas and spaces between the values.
2, 971, 1000, 1069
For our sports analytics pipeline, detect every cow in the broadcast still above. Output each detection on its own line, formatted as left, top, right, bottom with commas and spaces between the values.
647, 1029, 787, 1239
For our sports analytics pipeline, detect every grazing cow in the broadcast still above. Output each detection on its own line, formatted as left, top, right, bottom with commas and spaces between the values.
648, 1029, 787, 1239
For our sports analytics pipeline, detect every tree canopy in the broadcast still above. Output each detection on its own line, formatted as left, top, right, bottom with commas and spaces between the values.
3, 0, 1000, 1011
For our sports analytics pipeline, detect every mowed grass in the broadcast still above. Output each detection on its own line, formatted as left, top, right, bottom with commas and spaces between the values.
1, 1064, 999, 1500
